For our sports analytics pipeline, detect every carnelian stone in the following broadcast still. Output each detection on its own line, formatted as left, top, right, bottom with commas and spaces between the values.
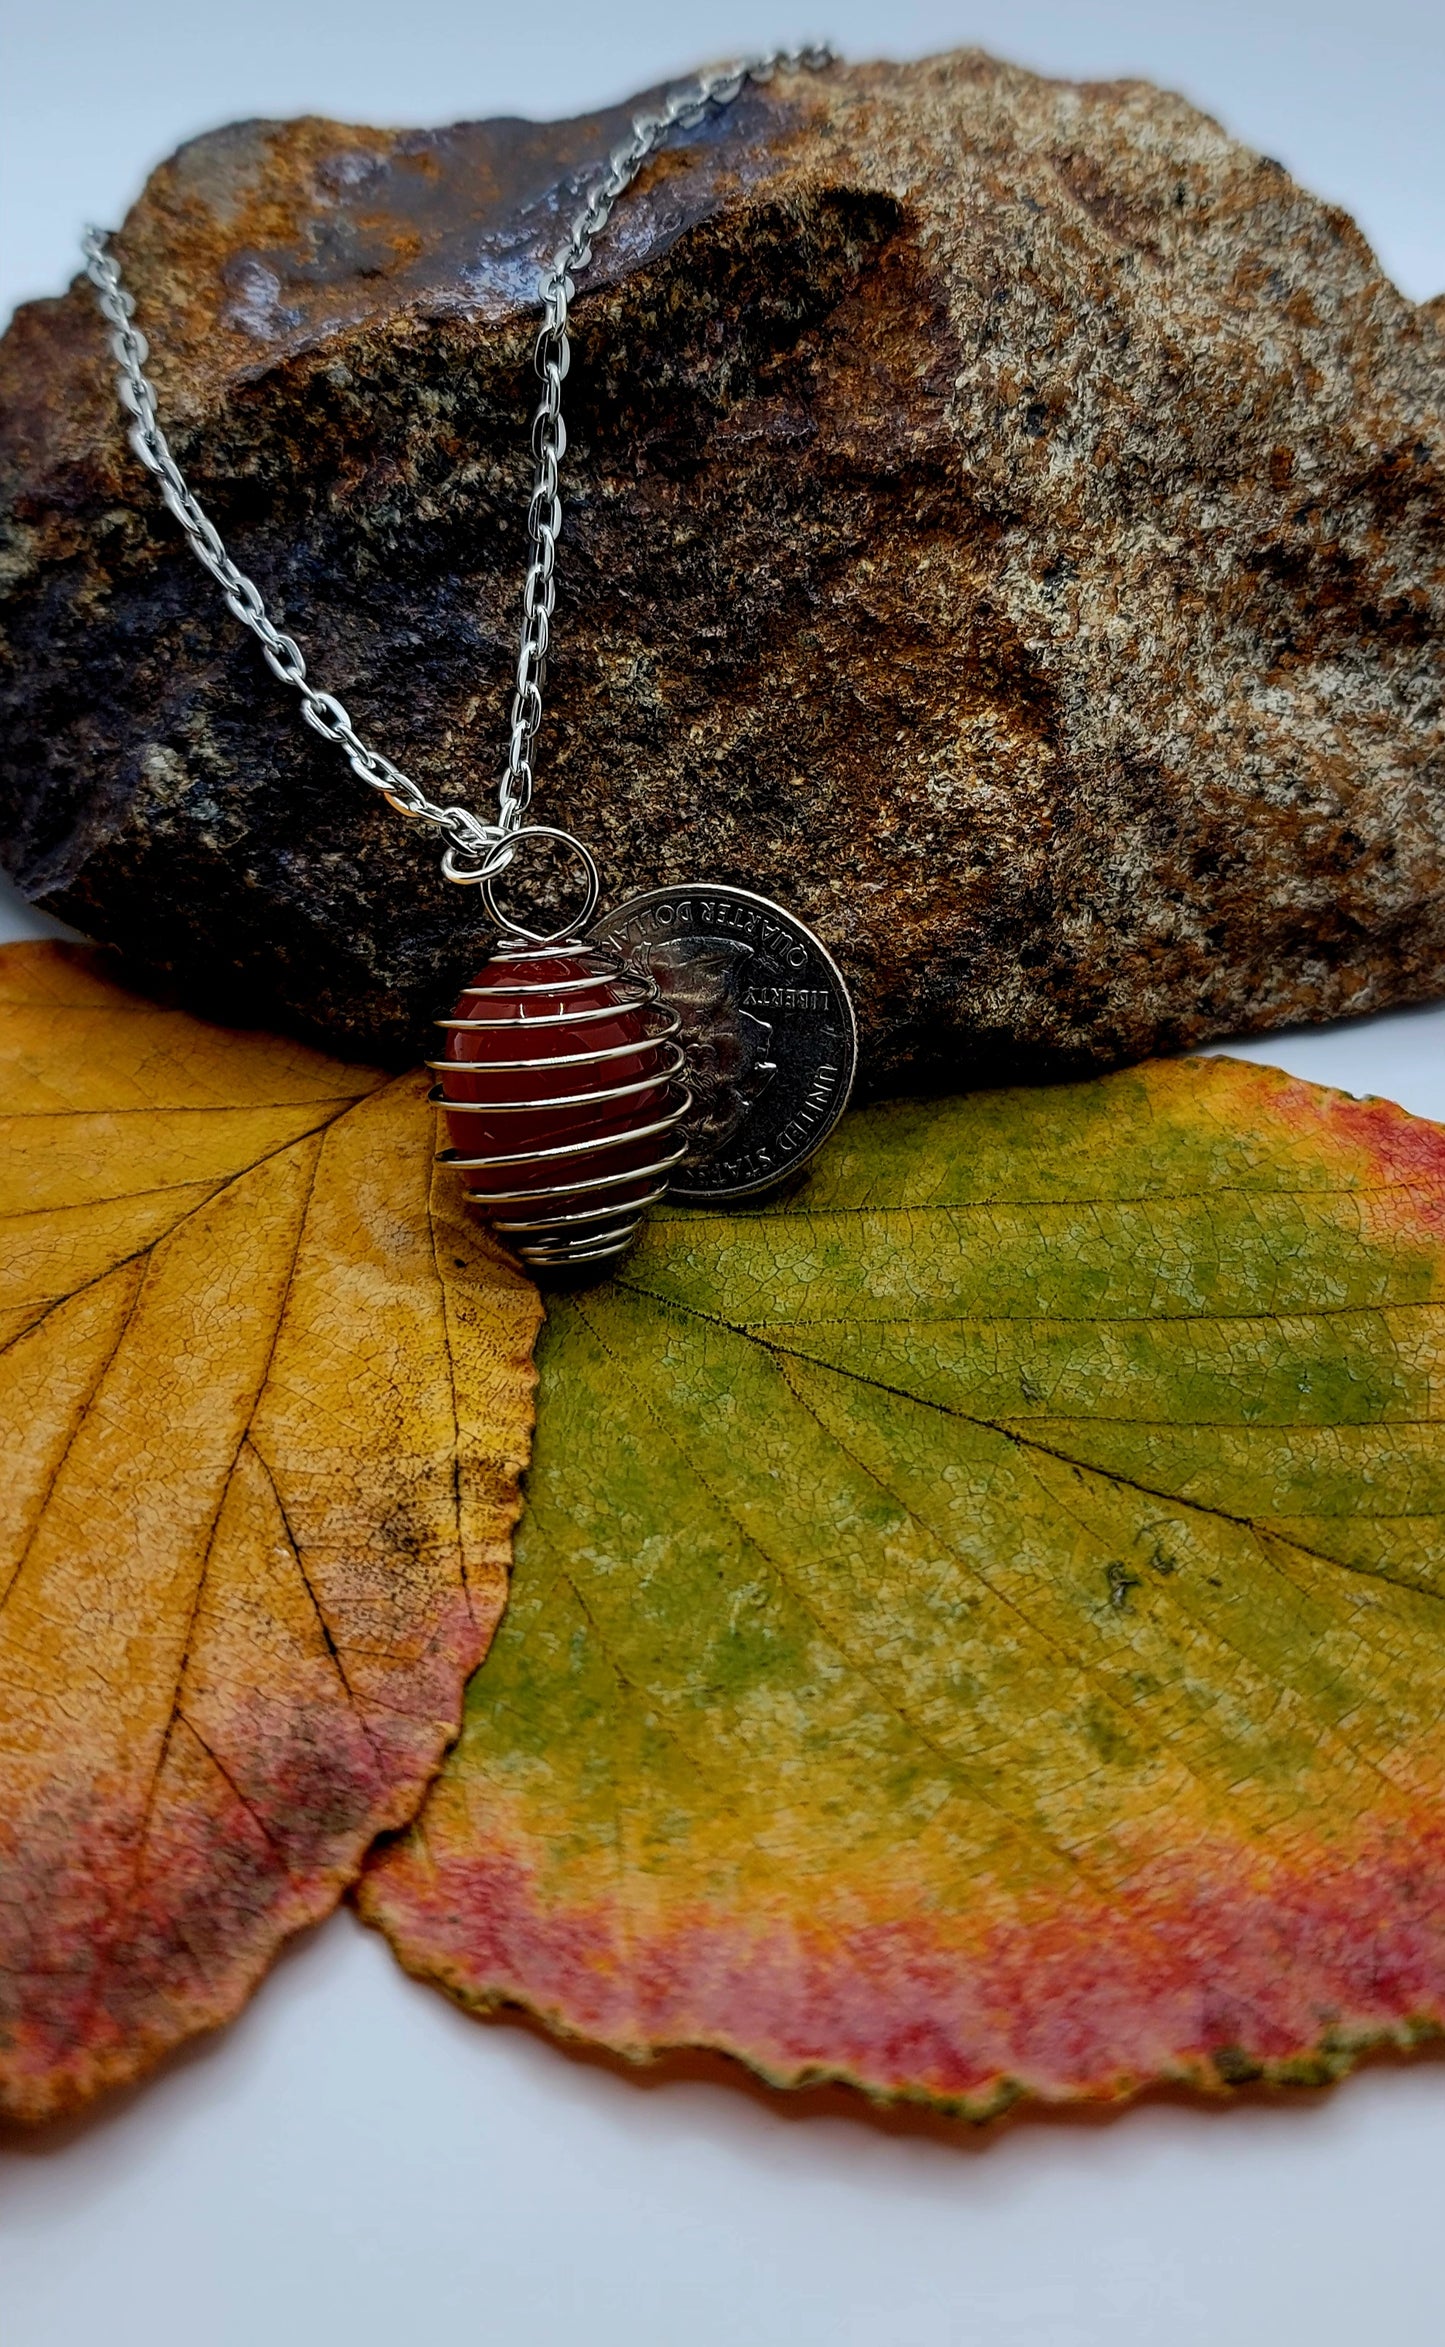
442, 947, 675, 1244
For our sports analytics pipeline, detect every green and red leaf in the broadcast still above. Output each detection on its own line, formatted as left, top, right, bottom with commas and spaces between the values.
363, 1056, 1445, 2116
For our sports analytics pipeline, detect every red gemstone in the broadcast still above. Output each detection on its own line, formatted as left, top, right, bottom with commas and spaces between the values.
437, 944, 684, 1269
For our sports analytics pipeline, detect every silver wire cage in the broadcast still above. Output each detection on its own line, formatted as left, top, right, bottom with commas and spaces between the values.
431, 938, 693, 1271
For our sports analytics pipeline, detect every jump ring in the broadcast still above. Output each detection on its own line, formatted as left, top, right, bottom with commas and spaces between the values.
476, 824, 601, 942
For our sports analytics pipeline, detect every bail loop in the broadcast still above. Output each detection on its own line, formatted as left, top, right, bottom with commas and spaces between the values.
476, 825, 601, 943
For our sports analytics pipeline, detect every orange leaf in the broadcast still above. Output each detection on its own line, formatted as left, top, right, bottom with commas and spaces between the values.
0, 944, 541, 2121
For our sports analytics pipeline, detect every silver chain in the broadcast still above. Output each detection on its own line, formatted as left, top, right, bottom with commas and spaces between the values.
501, 45, 835, 859
82, 230, 502, 879
81, 45, 836, 887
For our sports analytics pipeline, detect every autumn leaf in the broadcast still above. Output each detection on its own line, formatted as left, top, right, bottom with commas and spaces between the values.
0, 943, 541, 2123
364, 1056, 1445, 2119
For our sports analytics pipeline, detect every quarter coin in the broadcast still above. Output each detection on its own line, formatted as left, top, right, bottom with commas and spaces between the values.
589, 883, 858, 1200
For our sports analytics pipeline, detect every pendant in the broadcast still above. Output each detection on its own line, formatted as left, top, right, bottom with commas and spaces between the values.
433, 832, 856, 1274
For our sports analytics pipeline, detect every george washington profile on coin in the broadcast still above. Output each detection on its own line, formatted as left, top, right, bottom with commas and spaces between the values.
590, 884, 858, 1200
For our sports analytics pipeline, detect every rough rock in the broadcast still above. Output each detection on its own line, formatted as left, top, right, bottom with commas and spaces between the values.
1, 51, 1444, 1078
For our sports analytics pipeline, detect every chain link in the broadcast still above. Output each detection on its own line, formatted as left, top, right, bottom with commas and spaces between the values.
81, 45, 835, 884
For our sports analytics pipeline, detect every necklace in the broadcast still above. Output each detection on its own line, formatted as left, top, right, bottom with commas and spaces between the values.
81, 46, 856, 1273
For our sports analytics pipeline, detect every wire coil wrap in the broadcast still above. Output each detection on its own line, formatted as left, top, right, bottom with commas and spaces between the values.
433, 939, 691, 1271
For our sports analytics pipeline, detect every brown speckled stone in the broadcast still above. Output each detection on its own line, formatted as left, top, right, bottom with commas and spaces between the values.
1, 51, 1444, 1077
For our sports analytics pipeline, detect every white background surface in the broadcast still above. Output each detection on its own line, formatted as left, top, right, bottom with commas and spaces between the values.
3, 3, 1445, 2342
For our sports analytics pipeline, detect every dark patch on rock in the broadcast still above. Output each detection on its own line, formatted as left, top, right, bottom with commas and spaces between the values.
1, 51, 1443, 1074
